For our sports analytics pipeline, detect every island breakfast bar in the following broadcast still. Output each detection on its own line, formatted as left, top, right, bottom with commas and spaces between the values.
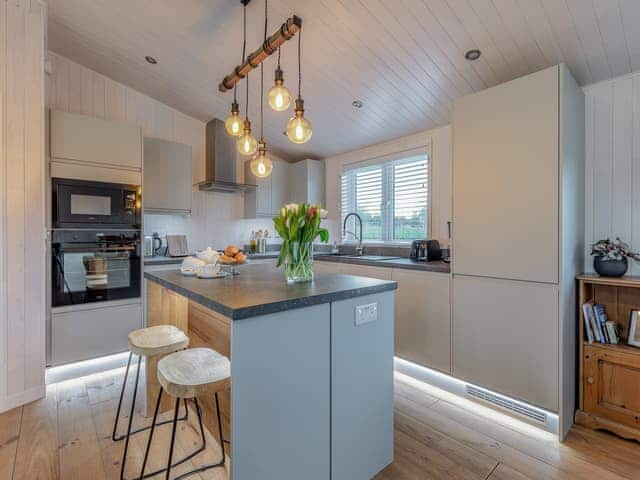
144, 264, 397, 480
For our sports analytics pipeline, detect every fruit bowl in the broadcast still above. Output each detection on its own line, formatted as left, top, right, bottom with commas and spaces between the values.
219, 246, 247, 274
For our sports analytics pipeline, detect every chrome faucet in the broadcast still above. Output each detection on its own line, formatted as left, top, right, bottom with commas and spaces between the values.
343, 212, 364, 256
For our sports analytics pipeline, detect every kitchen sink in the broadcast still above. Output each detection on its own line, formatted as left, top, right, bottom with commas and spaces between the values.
337, 255, 402, 261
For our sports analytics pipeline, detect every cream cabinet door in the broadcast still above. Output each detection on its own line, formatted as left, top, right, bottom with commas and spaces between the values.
51, 110, 142, 169
244, 161, 272, 218
270, 160, 289, 215
144, 138, 192, 214
452, 275, 559, 412
393, 270, 451, 373
338, 263, 392, 280
314, 261, 343, 275
452, 66, 559, 283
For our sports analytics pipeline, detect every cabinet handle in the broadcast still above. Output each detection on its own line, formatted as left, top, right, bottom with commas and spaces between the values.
587, 377, 594, 384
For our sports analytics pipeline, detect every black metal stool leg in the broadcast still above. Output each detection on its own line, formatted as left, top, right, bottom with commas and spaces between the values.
113, 353, 189, 442
214, 393, 226, 466
112, 352, 133, 441
120, 355, 141, 480
172, 392, 227, 480
165, 398, 182, 480
138, 387, 163, 480
135, 395, 206, 480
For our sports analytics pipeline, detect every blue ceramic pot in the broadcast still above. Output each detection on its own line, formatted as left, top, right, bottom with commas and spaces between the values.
593, 256, 628, 277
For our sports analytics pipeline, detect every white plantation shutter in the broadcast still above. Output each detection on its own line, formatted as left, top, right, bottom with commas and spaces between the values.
393, 156, 428, 241
341, 152, 429, 242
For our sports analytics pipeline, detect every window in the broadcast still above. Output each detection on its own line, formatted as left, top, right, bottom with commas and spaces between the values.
341, 153, 429, 242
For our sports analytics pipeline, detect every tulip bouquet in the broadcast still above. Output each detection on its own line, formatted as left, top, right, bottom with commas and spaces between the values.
273, 203, 329, 282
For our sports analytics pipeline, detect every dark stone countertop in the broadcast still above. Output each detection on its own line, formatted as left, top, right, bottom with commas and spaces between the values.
315, 255, 451, 273
144, 255, 184, 265
144, 263, 397, 320
145, 253, 451, 274
144, 252, 282, 266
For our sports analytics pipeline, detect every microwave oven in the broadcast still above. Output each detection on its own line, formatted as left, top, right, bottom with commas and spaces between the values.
52, 178, 141, 229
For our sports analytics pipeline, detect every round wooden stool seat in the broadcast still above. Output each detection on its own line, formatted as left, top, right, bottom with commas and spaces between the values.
127, 325, 189, 357
157, 347, 230, 399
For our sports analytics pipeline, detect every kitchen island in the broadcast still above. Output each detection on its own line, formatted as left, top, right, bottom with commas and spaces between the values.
144, 264, 397, 480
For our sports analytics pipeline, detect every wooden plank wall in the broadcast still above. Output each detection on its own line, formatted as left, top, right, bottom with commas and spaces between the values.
584, 72, 640, 275
46, 51, 206, 185
0, 0, 48, 413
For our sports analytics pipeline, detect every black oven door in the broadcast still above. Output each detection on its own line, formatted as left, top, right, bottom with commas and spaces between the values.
53, 178, 140, 228
51, 230, 141, 307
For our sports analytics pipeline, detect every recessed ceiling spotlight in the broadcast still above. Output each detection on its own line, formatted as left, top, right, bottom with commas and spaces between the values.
145, 56, 158, 65
352, 100, 364, 108
464, 49, 481, 61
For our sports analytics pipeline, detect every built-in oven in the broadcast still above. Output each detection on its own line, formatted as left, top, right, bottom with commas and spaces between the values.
51, 229, 141, 307
52, 178, 141, 228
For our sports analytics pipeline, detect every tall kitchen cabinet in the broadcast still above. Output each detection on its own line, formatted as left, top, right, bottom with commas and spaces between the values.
452, 64, 584, 439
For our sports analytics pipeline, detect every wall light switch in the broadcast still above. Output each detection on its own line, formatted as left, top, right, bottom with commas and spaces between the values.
355, 302, 378, 326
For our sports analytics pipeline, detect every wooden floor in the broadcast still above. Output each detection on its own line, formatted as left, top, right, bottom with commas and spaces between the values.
1, 369, 639, 480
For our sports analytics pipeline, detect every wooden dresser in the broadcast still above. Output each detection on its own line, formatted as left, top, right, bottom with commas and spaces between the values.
576, 274, 640, 442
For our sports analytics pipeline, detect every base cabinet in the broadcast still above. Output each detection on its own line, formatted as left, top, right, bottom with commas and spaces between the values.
394, 270, 451, 373
452, 275, 559, 412
580, 345, 640, 436
51, 301, 142, 365
331, 292, 394, 480
338, 263, 392, 280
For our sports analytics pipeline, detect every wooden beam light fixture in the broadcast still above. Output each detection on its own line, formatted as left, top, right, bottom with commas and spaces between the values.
218, 14, 302, 92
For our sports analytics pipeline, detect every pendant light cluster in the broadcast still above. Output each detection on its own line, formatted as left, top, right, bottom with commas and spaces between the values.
222, 0, 311, 178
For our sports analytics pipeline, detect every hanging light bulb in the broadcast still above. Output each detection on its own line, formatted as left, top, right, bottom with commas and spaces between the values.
268, 48, 292, 111
225, 100, 243, 136
268, 68, 292, 111
237, 119, 258, 156
286, 97, 312, 144
286, 26, 312, 144
250, 140, 273, 178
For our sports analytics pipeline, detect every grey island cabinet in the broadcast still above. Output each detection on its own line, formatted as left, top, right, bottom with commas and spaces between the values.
144, 264, 397, 480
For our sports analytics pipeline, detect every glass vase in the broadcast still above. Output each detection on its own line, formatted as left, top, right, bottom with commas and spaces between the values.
284, 241, 314, 283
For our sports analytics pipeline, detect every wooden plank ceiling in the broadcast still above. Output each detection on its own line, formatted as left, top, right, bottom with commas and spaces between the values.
47, 0, 640, 160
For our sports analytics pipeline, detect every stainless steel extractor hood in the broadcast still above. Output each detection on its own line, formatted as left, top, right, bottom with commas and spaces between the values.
197, 118, 255, 193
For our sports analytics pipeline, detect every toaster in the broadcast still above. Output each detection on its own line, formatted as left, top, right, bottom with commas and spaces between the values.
410, 239, 441, 261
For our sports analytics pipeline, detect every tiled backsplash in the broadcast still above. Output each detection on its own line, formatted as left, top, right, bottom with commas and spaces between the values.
144, 190, 342, 253
144, 190, 276, 251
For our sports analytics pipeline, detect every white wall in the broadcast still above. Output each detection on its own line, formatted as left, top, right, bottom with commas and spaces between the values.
1, 0, 47, 413
323, 125, 452, 245
584, 72, 640, 275
47, 52, 279, 251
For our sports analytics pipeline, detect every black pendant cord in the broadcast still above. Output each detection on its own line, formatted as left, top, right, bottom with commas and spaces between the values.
297, 27, 302, 99
245, 71, 249, 120
235, 1, 248, 107
260, 0, 268, 140
277, 46, 281, 70
235, 1, 247, 105
243, 0, 249, 120
260, 64, 264, 140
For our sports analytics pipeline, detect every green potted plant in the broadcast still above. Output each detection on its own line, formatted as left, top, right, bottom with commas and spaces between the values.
273, 203, 329, 283
591, 238, 640, 277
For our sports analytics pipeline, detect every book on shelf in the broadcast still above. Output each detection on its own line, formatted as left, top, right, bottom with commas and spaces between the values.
594, 304, 609, 343
585, 302, 603, 343
605, 321, 619, 345
582, 302, 621, 345
582, 302, 595, 343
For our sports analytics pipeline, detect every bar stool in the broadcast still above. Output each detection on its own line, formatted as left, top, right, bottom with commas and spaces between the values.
113, 325, 189, 480
139, 347, 231, 480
